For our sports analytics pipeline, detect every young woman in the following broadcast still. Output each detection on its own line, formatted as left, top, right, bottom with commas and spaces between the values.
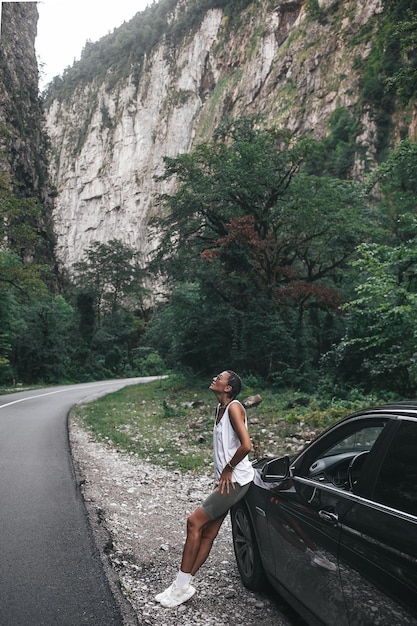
155, 370, 254, 608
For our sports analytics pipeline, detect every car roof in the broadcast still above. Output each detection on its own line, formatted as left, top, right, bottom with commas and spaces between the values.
343, 401, 417, 422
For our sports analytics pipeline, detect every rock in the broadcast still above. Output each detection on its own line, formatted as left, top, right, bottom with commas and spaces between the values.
242, 394, 263, 409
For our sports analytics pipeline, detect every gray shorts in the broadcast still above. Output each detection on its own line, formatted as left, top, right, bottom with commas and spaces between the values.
201, 482, 252, 520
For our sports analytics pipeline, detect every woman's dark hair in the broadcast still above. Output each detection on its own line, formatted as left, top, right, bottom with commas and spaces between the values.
226, 370, 242, 399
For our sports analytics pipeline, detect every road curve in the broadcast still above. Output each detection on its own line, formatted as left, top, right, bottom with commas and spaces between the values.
0, 378, 160, 625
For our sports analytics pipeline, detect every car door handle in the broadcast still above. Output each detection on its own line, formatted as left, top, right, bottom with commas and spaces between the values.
318, 509, 339, 524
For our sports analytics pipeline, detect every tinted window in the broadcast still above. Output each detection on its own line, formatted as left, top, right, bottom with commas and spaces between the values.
373, 420, 417, 517
324, 425, 385, 457
305, 421, 387, 490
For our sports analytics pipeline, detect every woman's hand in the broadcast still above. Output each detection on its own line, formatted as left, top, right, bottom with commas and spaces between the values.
216, 466, 236, 495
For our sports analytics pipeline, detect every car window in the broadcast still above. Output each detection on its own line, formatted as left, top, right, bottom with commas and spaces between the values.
305, 421, 387, 491
373, 420, 417, 517
322, 425, 385, 458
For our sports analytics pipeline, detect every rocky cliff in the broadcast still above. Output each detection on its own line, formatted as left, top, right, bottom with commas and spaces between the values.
1, 3, 46, 195
0, 2, 55, 265
45, 0, 416, 270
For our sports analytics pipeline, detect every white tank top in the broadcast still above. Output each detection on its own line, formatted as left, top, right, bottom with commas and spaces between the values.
213, 400, 254, 486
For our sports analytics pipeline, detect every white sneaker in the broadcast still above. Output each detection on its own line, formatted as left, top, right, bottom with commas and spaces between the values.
155, 583, 173, 603
159, 582, 196, 608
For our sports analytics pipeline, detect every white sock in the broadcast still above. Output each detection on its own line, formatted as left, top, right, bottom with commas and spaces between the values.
175, 570, 192, 589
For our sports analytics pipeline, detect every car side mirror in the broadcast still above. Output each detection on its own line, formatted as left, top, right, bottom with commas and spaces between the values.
261, 455, 290, 482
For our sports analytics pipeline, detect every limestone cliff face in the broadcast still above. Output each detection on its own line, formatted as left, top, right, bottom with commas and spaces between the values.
45, 0, 404, 270
46, 8, 224, 268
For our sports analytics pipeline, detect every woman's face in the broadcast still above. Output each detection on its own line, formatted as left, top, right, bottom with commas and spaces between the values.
209, 371, 230, 393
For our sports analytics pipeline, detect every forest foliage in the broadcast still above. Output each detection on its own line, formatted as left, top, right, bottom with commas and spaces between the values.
2, 0, 417, 395
1, 113, 417, 395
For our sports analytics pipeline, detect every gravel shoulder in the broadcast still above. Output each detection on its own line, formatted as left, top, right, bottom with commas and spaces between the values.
69, 414, 304, 626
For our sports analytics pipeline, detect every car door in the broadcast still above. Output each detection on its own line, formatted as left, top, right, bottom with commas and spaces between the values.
339, 417, 417, 625
266, 417, 388, 626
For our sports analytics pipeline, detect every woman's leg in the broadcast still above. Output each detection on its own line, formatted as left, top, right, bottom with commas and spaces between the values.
189, 514, 226, 575
180, 507, 225, 575
155, 507, 227, 606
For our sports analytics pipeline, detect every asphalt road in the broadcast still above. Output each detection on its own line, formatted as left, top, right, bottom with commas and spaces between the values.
0, 378, 160, 626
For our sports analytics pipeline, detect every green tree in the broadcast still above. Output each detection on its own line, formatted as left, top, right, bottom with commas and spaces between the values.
0, 287, 25, 384
15, 295, 77, 383
366, 139, 417, 243
148, 118, 367, 381
335, 242, 417, 395
73, 239, 148, 322
0, 251, 48, 383
329, 139, 417, 394
0, 144, 55, 383
72, 239, 150, 378
144, 282, 234, 372
91, 308, 145, 376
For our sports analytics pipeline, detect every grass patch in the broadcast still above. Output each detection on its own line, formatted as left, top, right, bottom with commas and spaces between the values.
71, 376, 215, 472
71, 375, 393, 474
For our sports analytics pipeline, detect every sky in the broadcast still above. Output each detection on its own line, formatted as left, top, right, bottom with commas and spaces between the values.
34, 0, 151, 89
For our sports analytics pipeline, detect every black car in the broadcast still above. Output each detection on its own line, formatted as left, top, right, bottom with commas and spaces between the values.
231, 403, 417, 625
